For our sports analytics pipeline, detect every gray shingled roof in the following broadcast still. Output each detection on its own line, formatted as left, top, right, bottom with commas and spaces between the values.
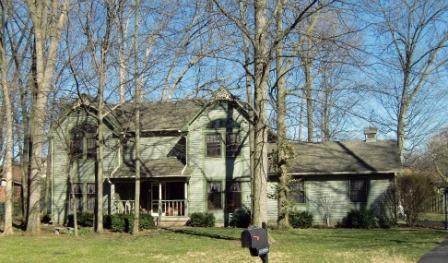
285, 140, 401, 175
114, 99, 206, 131
109, 158, 189, 178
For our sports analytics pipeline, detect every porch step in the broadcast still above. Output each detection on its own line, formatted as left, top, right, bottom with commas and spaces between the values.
157, 216, 189, 227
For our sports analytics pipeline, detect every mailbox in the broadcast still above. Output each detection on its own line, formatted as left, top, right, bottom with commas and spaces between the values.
241, 227, 269, 257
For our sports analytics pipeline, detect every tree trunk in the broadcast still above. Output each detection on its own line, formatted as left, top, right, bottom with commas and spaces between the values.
303, 58, 314, 143
1, 5, 14, 233
275, 0, 290, 229
95, 76, 105, 233
252, 0, 269, 227
25, 0, 69, 234
132, 0, 141, 235
117, 0, 128, 105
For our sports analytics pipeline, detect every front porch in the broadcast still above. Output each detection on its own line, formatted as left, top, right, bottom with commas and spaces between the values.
110, 180, 188, 223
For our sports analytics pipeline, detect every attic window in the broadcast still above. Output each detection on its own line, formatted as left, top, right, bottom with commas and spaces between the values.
207, 118, 240, 129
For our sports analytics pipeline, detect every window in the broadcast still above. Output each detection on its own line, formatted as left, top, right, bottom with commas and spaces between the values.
206, 133, 222, 157
70, 129, 84, 157
70, 183, 83, 212
350, 179, 368, 202
70, 123, 97, 159
207, 119, 240, 129
290, 179, 305, 203
226, 133, 241, 157
225, 181, 241, 212
86, 183, 96, 212
207, 182, 222, 210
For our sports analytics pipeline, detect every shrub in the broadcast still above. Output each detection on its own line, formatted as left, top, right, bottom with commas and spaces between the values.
107, 214, 155, 232
396, 173, 434, 226
229, 207, 251, 228
378, 216, 396, 229
341, 209, 378, 228
188, 212, 215, 227
289, 211, 313, 228
138, 214, 155, 230
67, 213, 94, 227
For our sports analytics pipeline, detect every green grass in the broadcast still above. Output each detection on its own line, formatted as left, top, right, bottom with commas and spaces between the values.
419, 212, 446, 222
0, 227, 446, 263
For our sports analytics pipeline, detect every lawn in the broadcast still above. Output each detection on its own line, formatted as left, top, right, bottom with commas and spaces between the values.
0, 227, 446, 263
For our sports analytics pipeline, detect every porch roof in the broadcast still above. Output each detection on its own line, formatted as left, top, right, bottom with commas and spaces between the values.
109, 158, 190, 178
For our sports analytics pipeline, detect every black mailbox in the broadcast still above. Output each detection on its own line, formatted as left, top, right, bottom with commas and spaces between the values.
241, 227, 269, 257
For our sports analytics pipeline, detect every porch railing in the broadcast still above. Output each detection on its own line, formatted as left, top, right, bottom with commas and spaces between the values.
152, 199, 186, 217
113, 199, 186, 217
114, 200, 135, 215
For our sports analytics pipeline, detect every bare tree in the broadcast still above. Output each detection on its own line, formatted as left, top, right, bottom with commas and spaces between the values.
275, 0, 291, 229
213, 0, 326, 226
367, 0, 448, 159
0, 0, 13, 235
25, 0, 69, 234
132, 0, 141, 234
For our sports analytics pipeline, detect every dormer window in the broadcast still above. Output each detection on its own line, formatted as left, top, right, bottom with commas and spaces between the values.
70, 123, 97, 159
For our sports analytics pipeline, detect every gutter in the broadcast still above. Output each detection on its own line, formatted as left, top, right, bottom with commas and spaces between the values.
286, 170, 400, 176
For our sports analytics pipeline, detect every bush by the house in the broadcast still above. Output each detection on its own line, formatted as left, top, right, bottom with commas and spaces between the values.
106, 214, 155, 232
341, 209, 378, 228
289, 211, 313, 228
229, 207, 251, 228
187, 212, 215, 227
396, 172, 434, 226
67, 213, 94, 227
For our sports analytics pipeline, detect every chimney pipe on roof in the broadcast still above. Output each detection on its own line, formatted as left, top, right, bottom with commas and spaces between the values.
364, 127, 377, 143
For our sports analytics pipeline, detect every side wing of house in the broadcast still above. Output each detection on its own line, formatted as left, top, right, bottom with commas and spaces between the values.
267, 140, 400, 226
186, 100, 251, 225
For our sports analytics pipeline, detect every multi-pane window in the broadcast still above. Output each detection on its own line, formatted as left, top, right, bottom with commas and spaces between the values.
70, 183, 83, 212
70, 129, 84, 157
290, 180, 305, 203
86, 183, 96, 212
207, 119, 240, 129
350, 179, 368, 202
70, 123, 97, 159
226, 133, 241, 157
207, 181, 222, 210
206, 133, 222, 157
225, 181, 241, 212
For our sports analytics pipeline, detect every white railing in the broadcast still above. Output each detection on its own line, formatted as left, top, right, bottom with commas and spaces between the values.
151, 199, 186, 216
114, 200, 135, 214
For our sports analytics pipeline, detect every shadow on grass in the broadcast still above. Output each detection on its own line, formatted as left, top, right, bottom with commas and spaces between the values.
162, 227, 240, 241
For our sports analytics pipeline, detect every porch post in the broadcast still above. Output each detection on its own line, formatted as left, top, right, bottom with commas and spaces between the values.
158, 182, 162, 223
110, 183, 115, 215
184, 182, 188, 216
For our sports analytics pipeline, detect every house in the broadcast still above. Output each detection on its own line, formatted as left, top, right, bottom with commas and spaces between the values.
48, 89, 400, 226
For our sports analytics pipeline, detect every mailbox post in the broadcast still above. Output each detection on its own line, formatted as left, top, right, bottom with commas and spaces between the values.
241, 222, 269, 263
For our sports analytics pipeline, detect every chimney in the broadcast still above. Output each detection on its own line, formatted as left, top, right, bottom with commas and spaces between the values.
364, 127, 377, 143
